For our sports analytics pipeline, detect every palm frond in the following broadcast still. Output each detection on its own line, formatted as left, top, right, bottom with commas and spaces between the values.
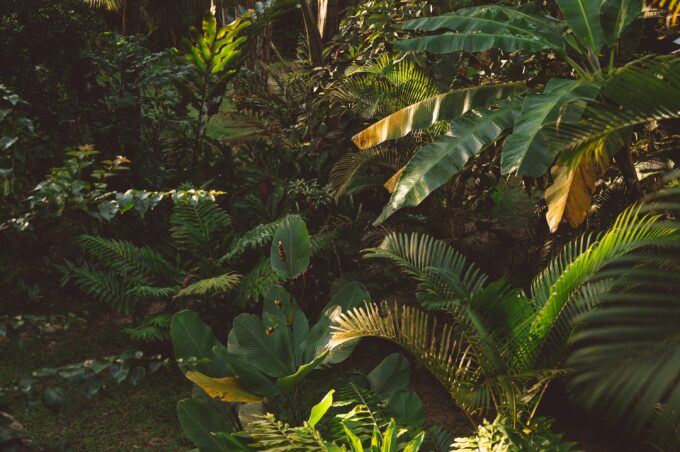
546, 56, 680, 165
244, 413, 329, 451
124, 313, 172, 342
330, 302, 489, 416
238, 257, 286, 305
365, 232, 488, 303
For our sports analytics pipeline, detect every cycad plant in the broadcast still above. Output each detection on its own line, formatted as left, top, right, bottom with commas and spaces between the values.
329, 188, 680, 432
349, 1, 680, 231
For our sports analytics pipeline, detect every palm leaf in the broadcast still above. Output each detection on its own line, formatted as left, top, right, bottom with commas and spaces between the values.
330, 302, 490, 416
543, 56, 680, 163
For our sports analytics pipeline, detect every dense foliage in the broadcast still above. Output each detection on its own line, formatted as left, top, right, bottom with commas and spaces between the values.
1, 0, 679, 450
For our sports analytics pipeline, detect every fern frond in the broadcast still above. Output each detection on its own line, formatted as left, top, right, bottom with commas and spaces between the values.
330, 382, 390, 443
68, 266, 133, 314
176, 272, 241, 298
221, 217, 285, 263
238, 257, 286, 305
310, 230, 339, 256
78, 235, 176, 284
171, 201, 232, 257
124, 313, 171, 342
546, 56, 680, 164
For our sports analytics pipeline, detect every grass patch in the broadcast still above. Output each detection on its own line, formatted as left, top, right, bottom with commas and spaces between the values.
0, 320, 191, 450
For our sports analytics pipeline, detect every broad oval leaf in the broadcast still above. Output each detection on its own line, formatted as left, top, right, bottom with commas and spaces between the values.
270, 214, 311, 278
367, 353, 411, 400
375, 101, 520, 224
177, 398, 235, 452
352, 83, 525, 150
171, 310, 223, 375
387, 390, 424, 428
227, 314, 296, 377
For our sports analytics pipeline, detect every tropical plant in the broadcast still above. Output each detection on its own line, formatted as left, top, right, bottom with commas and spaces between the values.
171, 280, 370, 406
179, 389, 426, 451
329, 193, 680, 430
175, 11, 251, 161
450, 415, 576, 452
349, 1, 680, 231
566, 177, 680, 448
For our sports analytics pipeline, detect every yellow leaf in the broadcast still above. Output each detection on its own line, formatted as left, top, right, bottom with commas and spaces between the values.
545, 143, 608, 232
384, 167, 404, 193
186, 371, 264, 403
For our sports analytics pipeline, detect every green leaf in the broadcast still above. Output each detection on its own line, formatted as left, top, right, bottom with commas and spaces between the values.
367, 354, 411, 400
556, 0, 606, 51
376, 101, 519, 223
404, 431, 426, 452
42, 387, 66, 412
308, 390, 335, 428
387, 390, 424, 428
270, 214, 311, 278
170, 310, 223, 375
601, 0, 642, 45
228, 314, 295, 377
396, 32, 559, 54
381, 420, 398, 452
177, 398, 234, 452
343, 423, 365, 452
276, 350, 329, 390
500, 79, 600, 177
352, 83, 525, 150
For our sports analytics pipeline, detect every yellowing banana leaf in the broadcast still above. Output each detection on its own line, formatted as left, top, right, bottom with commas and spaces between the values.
545, 142, 608, 232
374, 102, 520, 224
352, 83, 524, 150
384, 167, 404, 193
186, 370, 264, 403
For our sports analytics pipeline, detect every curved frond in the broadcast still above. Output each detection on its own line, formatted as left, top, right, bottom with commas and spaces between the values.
365, 232, 489, 302
171, 200, 232, 257
330, 302, 490, 416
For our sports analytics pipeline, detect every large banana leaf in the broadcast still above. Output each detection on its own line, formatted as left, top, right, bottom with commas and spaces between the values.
171, 310, 224, 375
352, 83, 525, 150
399, 5, 565, 54
601, 0, 642, 45
500, 79, 600, 177
556, 0, 606, 51
396, 32, 560, 54
374, 102, 520, 224
185, 371, 264, 403
544, 143, 608, 232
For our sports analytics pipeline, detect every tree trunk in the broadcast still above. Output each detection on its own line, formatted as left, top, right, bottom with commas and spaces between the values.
317, 0, 342, 42
299, 0, 323, 66
121, 0, 142, 35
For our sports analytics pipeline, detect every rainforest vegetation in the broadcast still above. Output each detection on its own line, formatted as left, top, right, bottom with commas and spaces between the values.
1, 0, 679, 450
